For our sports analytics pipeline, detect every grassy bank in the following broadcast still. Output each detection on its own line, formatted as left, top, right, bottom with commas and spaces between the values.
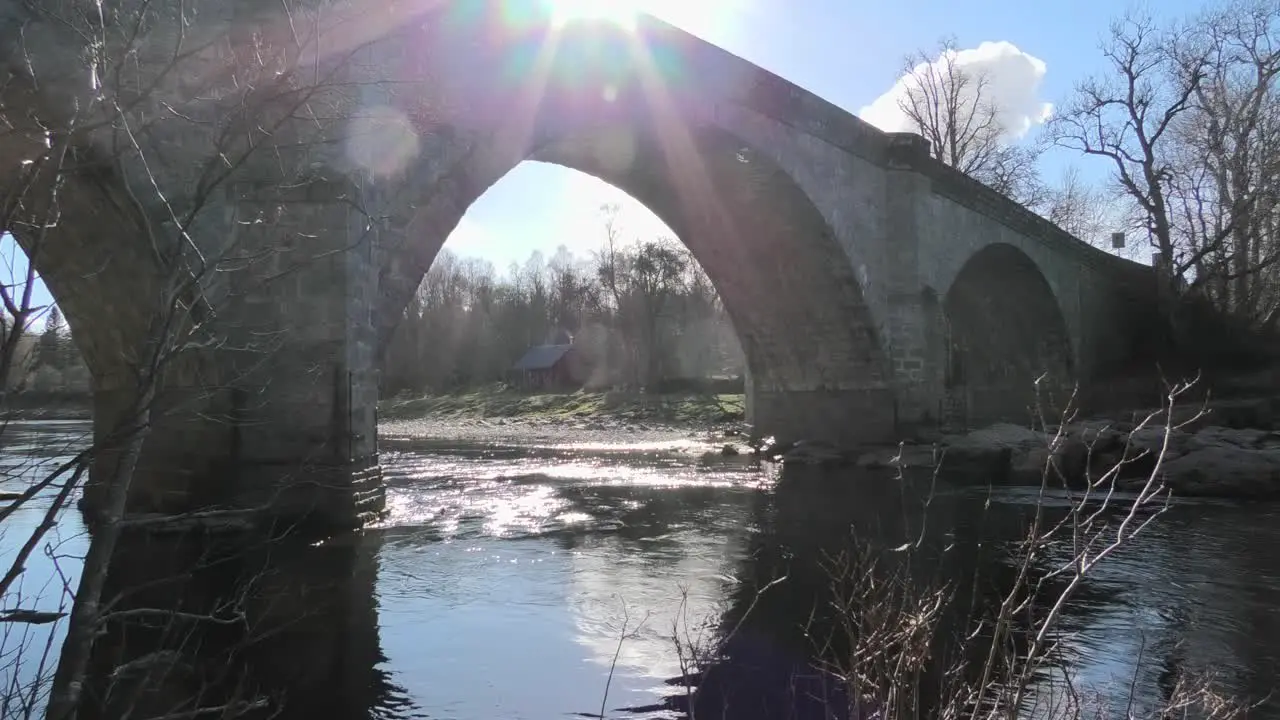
379, 384, 745, 427
1, 391, 92, 420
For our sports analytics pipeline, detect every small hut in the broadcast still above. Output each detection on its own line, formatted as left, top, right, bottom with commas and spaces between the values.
510, 329, 586, 390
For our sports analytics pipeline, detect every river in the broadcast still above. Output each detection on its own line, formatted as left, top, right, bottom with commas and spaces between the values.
2, 418, 1278, 719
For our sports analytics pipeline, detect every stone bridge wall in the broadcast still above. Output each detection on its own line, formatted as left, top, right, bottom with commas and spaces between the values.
2, 0, 1167, 530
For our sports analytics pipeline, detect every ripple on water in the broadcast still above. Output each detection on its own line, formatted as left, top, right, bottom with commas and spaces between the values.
4, 422, 1278, 719
374, 443, 766, 540
971, 485, 1280, 714
371, 439, 758, 720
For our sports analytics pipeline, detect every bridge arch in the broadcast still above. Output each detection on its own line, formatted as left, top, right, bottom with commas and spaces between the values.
375, 117, 895, 441
941, 242, 1074, 425
0, 138, 169, 389
360, 5, 902, 442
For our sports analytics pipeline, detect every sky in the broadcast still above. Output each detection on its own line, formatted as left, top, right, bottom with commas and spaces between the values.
426, 0, 1207, 272
3, 0, 1208, 317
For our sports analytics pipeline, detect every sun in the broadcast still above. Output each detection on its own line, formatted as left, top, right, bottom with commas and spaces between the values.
544, 0, 732, 39
547, 0, 641, 28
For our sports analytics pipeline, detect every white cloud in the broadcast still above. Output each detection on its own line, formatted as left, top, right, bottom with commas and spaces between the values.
859, 41, 1053, 143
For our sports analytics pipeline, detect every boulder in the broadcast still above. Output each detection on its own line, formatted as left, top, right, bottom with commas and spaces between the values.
1203, 398, 1273, 431
1009, 439, 1089, 486
1062, 420, 1127, 454
936, 445, 1013, 485
753, 435, 785, 457
1048, 421, 1129, 482
1085, 425, 1187, 481
1186, 425, 1268, 451
1151, 445, 1280, 499
1131, 397, 1274, 433
855, 444, 939, 470
780, 439, 846, 466
945, 423, 1048, 454
1126, 425, 1190, 457
939, 423, 1050, 486
936, 422, 1109, 487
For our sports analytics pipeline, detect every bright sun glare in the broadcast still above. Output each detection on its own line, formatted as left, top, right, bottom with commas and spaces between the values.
547, 0, 732, 38
549, 0, 639, 26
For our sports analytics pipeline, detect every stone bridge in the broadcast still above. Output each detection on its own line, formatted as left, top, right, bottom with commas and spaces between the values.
1, 0, 1161, 531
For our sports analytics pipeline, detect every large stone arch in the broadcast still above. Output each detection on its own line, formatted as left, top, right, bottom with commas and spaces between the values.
373, 121, 885, 376
941, 242, 1074, 426
374, 118, 894, 441
378, 116, 896, 438
356, 3, 900, 443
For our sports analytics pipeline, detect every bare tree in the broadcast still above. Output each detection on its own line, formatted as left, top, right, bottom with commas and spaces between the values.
2, 0, 396, 715
594, 203, 628, 317
1050, 4, 1280, 333
627, 239, 688, 387
808, 382, 1248, 720
1041, 165, 1130, 252
593, 203, 636, 386
1176, 0, 1280, 326
1047, 13, 1207, 282
0, 240, 48, 405
547, 244, 595, 333
897, 38, 1044, 205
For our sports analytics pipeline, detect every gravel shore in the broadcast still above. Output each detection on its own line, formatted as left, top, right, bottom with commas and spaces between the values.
378, 414, 729, 449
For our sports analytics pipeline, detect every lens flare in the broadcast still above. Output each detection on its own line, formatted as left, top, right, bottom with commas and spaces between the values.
547, 0, 639, 29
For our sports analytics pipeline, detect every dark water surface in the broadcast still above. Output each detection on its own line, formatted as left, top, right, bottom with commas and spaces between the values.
2, 420, 1279, 719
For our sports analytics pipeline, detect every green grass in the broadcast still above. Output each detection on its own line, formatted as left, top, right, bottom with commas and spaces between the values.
379, 383, 745, 427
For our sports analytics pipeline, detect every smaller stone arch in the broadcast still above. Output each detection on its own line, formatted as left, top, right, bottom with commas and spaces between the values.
942, 242, 1075, 426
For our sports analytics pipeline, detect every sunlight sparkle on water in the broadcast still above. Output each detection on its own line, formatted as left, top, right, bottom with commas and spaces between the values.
373, 448, 767, 537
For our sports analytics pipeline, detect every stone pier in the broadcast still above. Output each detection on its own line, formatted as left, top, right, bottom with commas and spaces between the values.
80, 175, 386, 534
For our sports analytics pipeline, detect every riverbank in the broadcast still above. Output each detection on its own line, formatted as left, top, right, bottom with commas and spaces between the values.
20, 385, 1280, 500
379, 386, 745, 429
378, 387, 745, 449
1, 393, 91, 420
842, 395, 1280, 501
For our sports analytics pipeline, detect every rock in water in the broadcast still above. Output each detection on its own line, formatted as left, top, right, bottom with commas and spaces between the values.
780, 440, 845, 466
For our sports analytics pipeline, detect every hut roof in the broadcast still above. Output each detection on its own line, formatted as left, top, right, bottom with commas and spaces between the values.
512, 344, 573, 371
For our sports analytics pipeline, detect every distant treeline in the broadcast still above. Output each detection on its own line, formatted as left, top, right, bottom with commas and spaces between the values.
1, 306, 90, 396
3, 236, 744, 400
383, 235, 744, 396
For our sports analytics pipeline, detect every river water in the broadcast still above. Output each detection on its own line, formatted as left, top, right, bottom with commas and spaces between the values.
2, 419, 1278, 719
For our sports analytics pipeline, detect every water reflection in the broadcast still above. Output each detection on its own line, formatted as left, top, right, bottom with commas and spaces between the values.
1, 420, 90, 719
2, 418, 415, 720
698, 475, 1280, 720
374, 439, 762, 719
2, 422, 1279, 719
72, 528, 413, 720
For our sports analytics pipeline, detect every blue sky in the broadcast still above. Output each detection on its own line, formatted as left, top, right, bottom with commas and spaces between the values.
442, 0, 1205, 271
4, 0, 1206, 316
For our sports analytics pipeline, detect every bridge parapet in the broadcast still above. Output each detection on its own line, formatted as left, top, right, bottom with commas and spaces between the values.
883, 131, 1150, 281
